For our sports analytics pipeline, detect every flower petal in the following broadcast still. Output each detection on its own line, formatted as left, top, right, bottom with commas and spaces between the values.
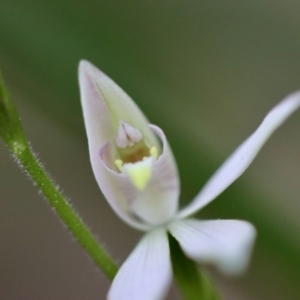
108, 229, 172, 300
100, 125, 180, 226
79, 60, 162, 230
178, 91, 300, 218
169, 219, 256, 275
79, 60, 160, 149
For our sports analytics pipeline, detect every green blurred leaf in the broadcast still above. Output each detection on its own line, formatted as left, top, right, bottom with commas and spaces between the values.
169, 234, 220, 300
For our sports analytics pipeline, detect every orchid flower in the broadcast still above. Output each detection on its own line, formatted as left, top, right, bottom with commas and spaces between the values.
78, 60, 300, 300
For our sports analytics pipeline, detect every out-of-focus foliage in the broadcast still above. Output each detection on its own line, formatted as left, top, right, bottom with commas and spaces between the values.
1, 1, 300, 299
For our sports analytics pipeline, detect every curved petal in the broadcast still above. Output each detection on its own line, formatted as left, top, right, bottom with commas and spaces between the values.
100, 125, 180, 226
178, 91, 300, 218
79, 60, 163, 230
169, 219, 256, 275
108, 229, 172, 300
79, 60, 160, 148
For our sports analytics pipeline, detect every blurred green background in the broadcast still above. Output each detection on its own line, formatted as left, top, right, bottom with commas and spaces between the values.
1, 1, 300, 299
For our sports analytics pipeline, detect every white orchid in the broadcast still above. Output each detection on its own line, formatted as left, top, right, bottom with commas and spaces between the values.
78, 60, 300, 300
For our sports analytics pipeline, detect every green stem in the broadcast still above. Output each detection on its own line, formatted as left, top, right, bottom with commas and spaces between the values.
17, 146, 118, 279
0, 72, 118, 280
169, 234, 221, 300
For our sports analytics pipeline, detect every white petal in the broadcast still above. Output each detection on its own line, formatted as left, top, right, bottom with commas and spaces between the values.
169, 219, 256, 275
79, 60, 161, 230
79, 60, 160, 149
100, 125, 180, 226
108, 229, 172, 300
178, 91, 300, 218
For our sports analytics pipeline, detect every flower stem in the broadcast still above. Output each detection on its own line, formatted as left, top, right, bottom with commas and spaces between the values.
169, 234, 221, 300
17, 147, 119, 279
0, 71, 118, 280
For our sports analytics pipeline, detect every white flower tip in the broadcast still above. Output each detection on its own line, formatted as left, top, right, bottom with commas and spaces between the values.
78, 60, 97, 93
78, 59, 93, 74
78, 59, 102, 85
78, 60, 111, 88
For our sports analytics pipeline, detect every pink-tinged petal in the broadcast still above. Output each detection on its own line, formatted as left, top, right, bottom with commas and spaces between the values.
79, 60, 160, 149
178, 91, 300, 218
169, 219, 256, 275
108, 229, 172, 300
79, 60, 164, 230
100, 125, 180, 226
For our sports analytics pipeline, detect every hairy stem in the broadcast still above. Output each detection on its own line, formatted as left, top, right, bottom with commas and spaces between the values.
0, 72, 118, 280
